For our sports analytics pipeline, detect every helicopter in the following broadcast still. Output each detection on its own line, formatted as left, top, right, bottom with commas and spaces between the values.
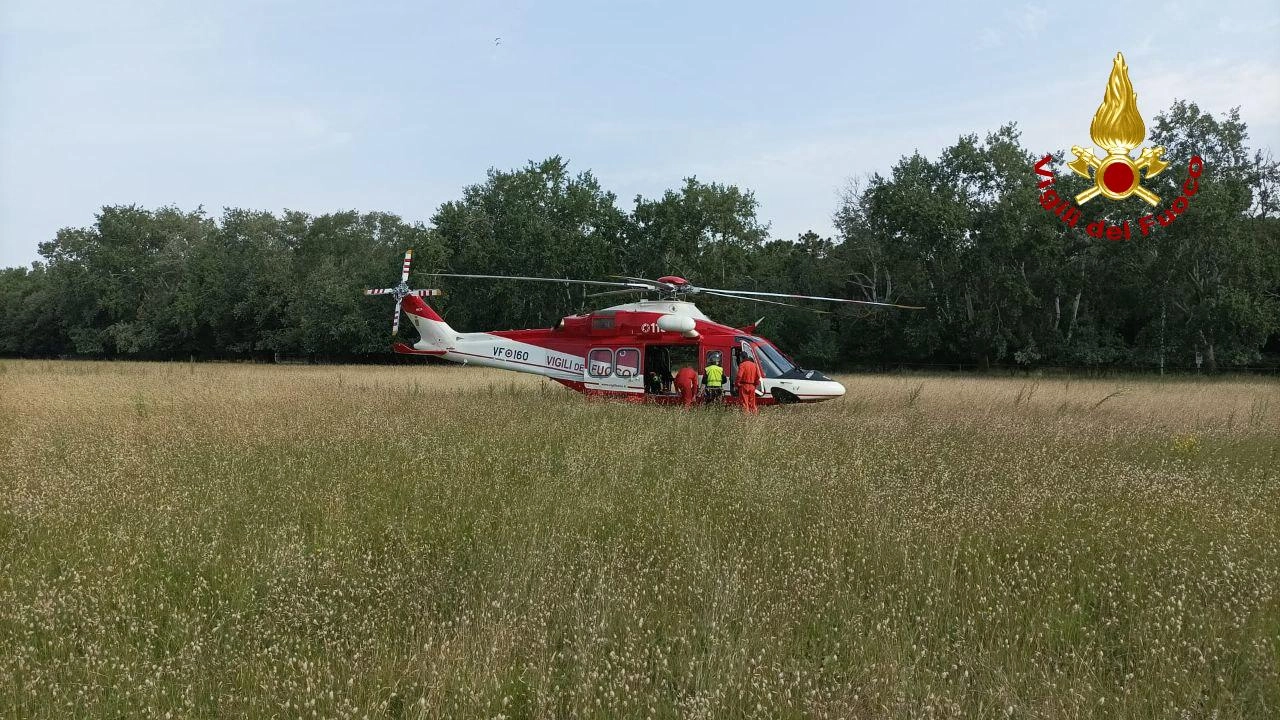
366, 249, 922, 407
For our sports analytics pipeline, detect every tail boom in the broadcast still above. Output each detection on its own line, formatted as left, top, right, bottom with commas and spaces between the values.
398, 296, 586, 380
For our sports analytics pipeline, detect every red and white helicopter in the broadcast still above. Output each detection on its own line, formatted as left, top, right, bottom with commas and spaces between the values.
366, 249, 922, 407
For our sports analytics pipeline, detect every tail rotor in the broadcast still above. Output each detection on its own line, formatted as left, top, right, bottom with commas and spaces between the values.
364, 248, 443, 336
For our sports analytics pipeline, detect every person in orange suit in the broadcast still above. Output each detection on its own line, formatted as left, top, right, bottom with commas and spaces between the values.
736, 351, 762, 414
674, 365, 699, 407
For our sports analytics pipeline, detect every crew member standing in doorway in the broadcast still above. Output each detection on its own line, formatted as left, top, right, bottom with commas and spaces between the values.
674, 365, 699, 407
736, 350, 762, 414
702, 352, 724, 404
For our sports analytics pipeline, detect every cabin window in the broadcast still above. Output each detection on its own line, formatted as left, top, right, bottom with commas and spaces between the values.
588, 348, 613, 378
591, 317, 615, 330
614, 348, 641, 379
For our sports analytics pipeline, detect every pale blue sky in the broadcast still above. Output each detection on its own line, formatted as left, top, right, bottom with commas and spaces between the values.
2, 0, 1277, 268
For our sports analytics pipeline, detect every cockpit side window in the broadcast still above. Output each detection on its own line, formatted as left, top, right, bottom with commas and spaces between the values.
749, 338, 797, 378
754, 347, 783, 378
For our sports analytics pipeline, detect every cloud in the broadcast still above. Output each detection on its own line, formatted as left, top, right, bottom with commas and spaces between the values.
1140, 59, 1280, 123
1215, 11, 1280, 35
1016, 4, 1050, 35
973, 3, 1052, 51
127, 106, 354, 153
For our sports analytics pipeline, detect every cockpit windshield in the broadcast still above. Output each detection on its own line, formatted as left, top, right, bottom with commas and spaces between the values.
750, 338, 797, 378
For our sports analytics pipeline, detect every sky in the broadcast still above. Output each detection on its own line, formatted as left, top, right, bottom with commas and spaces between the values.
2, 0, 1278, 268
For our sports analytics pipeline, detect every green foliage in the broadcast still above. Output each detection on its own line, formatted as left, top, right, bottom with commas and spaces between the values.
629, 177, 769, 285
432, 157, 626, 331
835, 107, 1280, 370
0, 103, 1276, 369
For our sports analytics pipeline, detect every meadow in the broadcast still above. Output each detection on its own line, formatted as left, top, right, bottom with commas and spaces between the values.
0, 360, 1277, 719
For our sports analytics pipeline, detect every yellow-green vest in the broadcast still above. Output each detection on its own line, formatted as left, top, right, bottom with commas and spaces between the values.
704, 364, 724, 387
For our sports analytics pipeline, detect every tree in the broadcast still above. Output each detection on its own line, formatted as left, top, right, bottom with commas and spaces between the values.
0, 264, 64, 355
280, 211, 445, 356
629, 178, 769, 286
1131, 102, 1279, 370
34, 205, 215, 357
431, 157, 628, 331
1, 131, 1275, 370
837, 126, 1069, 367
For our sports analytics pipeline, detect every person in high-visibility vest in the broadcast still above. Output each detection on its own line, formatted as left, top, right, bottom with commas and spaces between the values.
702, 352, 724, 403
736, 351, 762, 414
674, 365, 699, 407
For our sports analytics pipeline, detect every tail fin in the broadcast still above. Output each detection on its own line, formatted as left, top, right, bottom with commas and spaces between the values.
400, 295, 457, 353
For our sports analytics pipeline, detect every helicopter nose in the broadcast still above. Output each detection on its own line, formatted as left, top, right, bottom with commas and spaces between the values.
798, 379, 845, 401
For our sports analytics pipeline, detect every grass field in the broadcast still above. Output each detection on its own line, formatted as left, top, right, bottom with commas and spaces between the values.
1, 360, 1278, 719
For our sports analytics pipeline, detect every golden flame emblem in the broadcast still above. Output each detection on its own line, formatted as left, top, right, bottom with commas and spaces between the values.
1068, 53, 1168, 205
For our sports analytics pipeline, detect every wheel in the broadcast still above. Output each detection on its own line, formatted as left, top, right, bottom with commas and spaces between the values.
771, 387, 799, 404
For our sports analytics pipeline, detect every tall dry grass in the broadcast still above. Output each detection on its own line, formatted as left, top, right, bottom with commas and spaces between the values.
1, 360, 1277, 718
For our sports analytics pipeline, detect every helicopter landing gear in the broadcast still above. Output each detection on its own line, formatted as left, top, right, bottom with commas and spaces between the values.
771, 387, 800, 404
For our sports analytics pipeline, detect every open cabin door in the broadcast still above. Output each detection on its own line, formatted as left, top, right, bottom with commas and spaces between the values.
584, 346, 645, 395
731, 337, 765, 401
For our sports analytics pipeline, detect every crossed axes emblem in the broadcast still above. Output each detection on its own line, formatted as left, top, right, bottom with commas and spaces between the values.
1068, 145, 1168, 206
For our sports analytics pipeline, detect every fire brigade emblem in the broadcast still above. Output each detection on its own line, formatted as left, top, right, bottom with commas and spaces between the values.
1068, 52, 1168, 206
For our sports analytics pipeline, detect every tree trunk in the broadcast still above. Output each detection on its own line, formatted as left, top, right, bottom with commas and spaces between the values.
1066, 291, 1081, 343
1159, 303, 1166, 375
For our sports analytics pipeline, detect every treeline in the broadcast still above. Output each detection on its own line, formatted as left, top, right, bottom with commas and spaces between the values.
2, 101, 1278, 370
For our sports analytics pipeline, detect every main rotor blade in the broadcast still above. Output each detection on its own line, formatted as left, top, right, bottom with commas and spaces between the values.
392, 298, 403, 335
609, 275, 676, 290
586, 288, 650, 299
423, 272, 648, 290
701, 289, 830, 314
701, 287, 925, 310
401, 248, 414, 283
